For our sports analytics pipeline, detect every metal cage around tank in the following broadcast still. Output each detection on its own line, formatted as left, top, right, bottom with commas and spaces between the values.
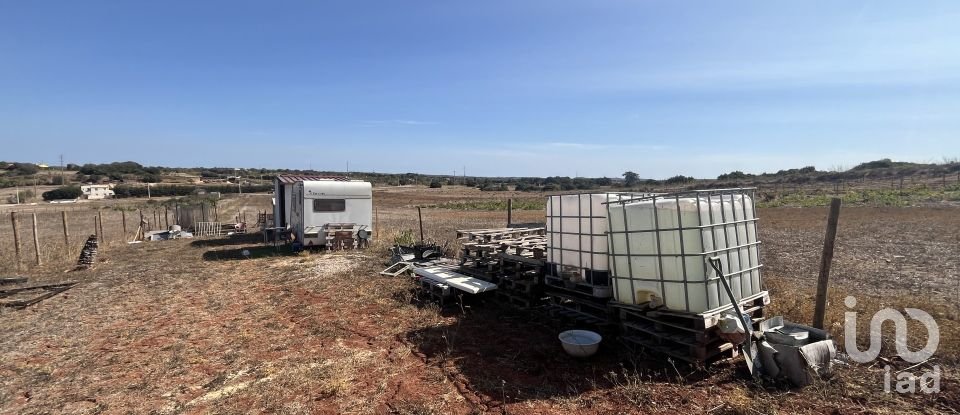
544, 192, 657, 289
603, 187, 766, 315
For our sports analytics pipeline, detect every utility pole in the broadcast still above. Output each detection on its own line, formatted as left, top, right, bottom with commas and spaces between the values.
59, 154, 65, 184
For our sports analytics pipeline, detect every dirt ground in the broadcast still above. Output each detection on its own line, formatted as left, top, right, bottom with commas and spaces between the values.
0, 188, 957, 414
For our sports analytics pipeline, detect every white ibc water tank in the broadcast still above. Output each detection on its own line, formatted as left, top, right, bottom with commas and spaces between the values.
607, 192, 763, 314
546, 193, 648, 276
545, 193, 611, 272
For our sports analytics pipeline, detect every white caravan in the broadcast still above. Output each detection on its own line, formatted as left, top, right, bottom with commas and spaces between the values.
288, 180, 373, 248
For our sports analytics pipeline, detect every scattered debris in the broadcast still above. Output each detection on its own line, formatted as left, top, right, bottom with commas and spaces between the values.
379, 262, 413, 277
0, 282, 77, 309
388, 242, 446, 265
382, 242, 448, 277
144, 228, 194, 241
757, 316, 836, 386
0, 277, 28, 285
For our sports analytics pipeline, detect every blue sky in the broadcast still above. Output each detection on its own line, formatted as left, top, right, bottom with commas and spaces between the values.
2, 1, 959, 178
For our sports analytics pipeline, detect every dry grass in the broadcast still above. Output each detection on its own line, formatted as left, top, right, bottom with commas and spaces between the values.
0, 187, 957, 414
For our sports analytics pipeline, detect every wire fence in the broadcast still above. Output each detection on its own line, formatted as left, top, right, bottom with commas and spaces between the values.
0, 208, 160, 274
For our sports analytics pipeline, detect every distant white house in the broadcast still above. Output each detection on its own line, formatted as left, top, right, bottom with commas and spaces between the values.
81, 184, 115, 200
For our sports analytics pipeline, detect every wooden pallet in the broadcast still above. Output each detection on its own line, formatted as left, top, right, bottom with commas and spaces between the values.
456, 227, 545, 243
612, 292, 768, 363
544, 304, 614, 330
413, 276, 454, 307
543, 275, 612, 298
498, 277, 539, 295
611, 291, 769, 331
620, 333, 739, 363
455, 264, 501, 283
495, 290, 541, 309
497, 235, 546, 260
543, 290, 613, 321
322, 223, 360, 251
459, 242, 502, 269
0, 282, 77, 309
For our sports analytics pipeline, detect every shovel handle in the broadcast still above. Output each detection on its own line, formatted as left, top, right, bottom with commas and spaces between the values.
710, 256, 762, 376
709, 257, 747, 331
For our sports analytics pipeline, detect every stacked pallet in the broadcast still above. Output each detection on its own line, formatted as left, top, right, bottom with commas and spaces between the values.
456, 227, 545, 242
322, 223, 358, 250
75, 235, 99, 270
457, 227, 544, 275
456, 227, 547, 308
612, 291, 769, 363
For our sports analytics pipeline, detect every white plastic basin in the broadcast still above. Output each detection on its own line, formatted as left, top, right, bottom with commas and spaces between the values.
559, 330, 602, 357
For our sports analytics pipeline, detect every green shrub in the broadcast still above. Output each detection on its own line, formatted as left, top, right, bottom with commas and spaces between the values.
394, 229, 416, 246
6, 190, 33, 203
42, 186, 83, 201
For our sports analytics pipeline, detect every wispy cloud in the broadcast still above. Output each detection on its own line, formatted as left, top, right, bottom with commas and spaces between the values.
362, 119, 438, 126
544, 142, 667, 151
546, 142, 593, 148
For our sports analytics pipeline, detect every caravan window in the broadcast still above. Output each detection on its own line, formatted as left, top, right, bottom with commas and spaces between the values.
312, 199, 346, 212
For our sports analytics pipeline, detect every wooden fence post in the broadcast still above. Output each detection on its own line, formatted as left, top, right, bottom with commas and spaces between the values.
121, 210, 127, 238
61, 211, 70, 250
98, 210, 105, 246
813, 198, 842, 330
507, 198, 513, 227
11, 212, 22, 270
32, 213, 41, 265
374, 207, 379, 240
417, 206, 424, 242
164, 208, 169, 229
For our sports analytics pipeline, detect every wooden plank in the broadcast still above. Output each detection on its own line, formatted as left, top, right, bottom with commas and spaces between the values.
0, 283, 76, 309
0, 282, 77, 296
